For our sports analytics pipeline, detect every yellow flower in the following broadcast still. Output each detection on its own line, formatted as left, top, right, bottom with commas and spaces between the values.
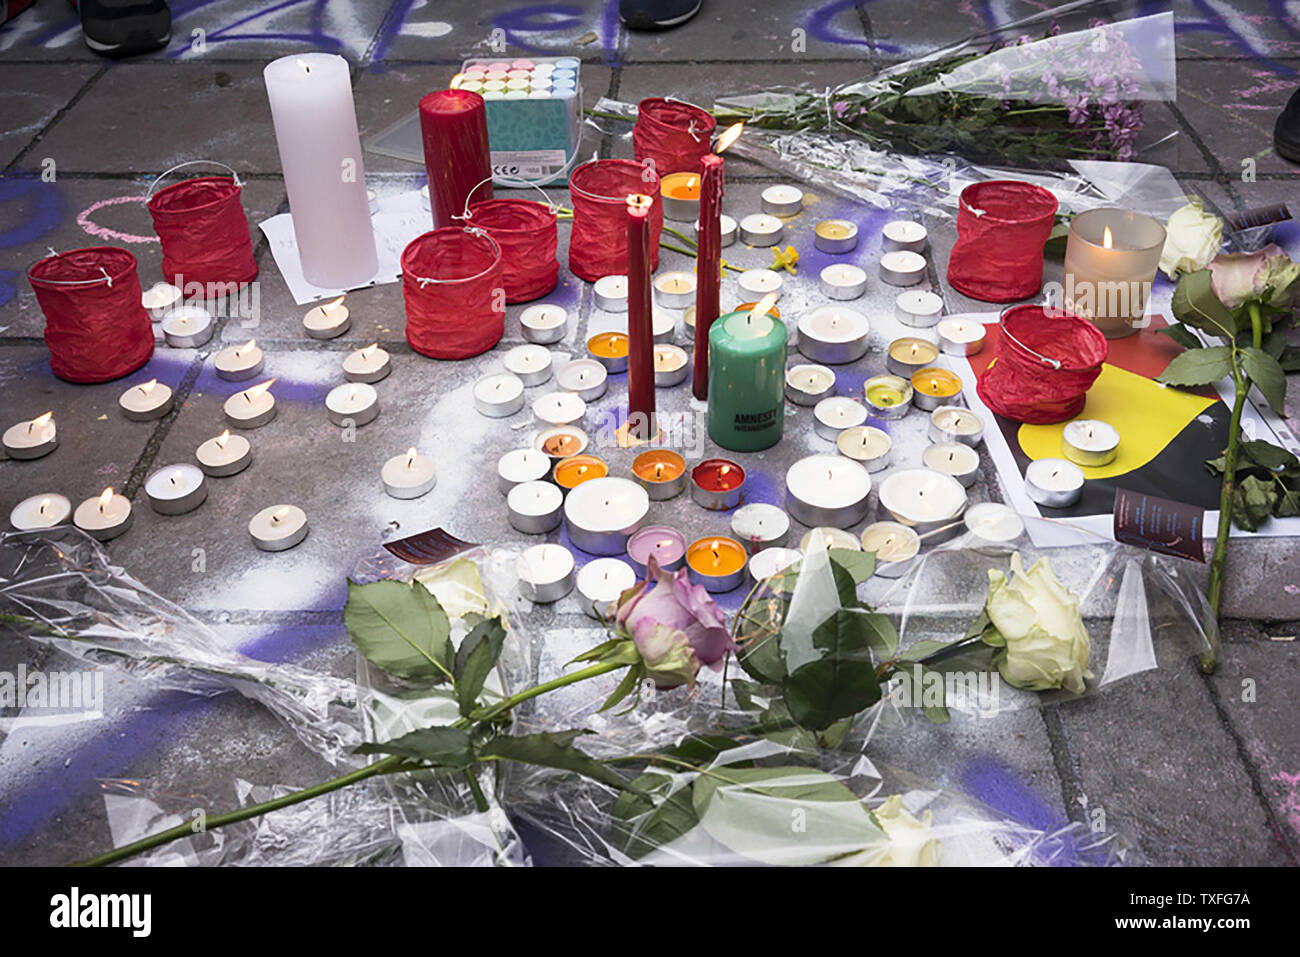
772, 245, 799, 275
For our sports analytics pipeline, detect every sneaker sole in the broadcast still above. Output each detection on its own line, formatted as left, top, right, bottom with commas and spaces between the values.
621, 0, 702, 30
83, 27, 170, 55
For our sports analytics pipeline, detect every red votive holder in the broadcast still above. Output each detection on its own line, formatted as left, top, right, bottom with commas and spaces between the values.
691, 458, 746, 511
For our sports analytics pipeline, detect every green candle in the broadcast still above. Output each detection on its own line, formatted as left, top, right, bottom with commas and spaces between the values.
707, 305, 787, 452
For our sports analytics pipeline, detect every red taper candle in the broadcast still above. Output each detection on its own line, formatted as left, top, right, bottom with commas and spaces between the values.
626, 193, 656, 441
419, 89, 493, 229
692, 152, 724, 399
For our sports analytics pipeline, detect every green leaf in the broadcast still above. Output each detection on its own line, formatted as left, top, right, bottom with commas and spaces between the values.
1231, 474, 1278, 532
829, 548, 876, 584
980, 624, 1007, 648
353, 726, 472, 769
1160, 324, 1203, 350
344, 579, 452, 681
735, 596, 788, 684
611, 771, 699, 859
963, 608, 992, 641
1275, 483, 1300, 519
856, 610, 898, 658
567, 637, 627, 666
1261, 325, 1288, 360
454, 616, 507, 716
1156, 345, 1233, 389
478, 730, 631, 791
1279, 346, 1300, 373
597, 663, 643, 713
669, 734, 749, 765
1240, 347, 1288, 416
1240, 439, 1299, 471
890, 664, 950, 724
1170, 269, 1239, 340
782, 608, 882, 731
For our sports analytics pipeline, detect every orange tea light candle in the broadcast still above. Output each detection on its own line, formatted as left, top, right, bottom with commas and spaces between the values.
587, 331, 630, 373
632, 449, 687, 500
686, 536, 747, 593
910, 367, 963, 411
660, 172, 701, 222
553, 453, 608, 489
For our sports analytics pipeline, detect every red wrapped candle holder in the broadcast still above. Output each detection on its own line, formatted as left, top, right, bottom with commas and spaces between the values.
976, 303, 1108, 424
569, 159, 663, 282
27, 246, 154, 384
401, 227, 505, 360
420, 89, 493, 229
633, 97, 716, 176
947, 180, 1058, 303
465, 197, 558, 303
146, 161, 258, 288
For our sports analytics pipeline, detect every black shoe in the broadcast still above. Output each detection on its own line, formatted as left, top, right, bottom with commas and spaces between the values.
619, 0, 702, 31
1276, 87, 1300, 164
78, 0, 171, 57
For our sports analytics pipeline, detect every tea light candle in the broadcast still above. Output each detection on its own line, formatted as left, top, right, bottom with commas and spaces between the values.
928, 405, 984, 447
535, 426, 588, 460
786, 454, 872, 529
694, 214, 737, 247
797, 306, 870, 365
691, 458, 745, 511
504, 344, 553, 387
303, 295, 350, 339
863, 374, 913, 420
877, 468, 968, 533
886, 337, 940, 378
3, 411, 56, 460
587, 331, 630, 373
964, 502, 1025, 543
882, 219, 928, 253
653, 270, 696, 309
632, 449, 687, 500
1062, 419, 1120, 467
556, 358, 608, 401
532, 391, 585, 427
141, 282, 182, 320
813, 219, 858, 253
10, 493, 71, 532
593, 274, 628, 312
342, 342, 391, 384
895, 290, 944, 328
626, 524, 688, 576
836, 425, 892, 472
737, 268, 783, 300
214, 339, 265, 382
223, 378, 278, 429
1025, 458, 1085, 508
937, 316, 987, 356
652, 307, 676, 344
554, 453, 608, 490
119, 379, 173, 421
248, 504, 309, 551
653, 344, 689, 387
859, 521, 920, 578
73, 487, 132, 541
325, 381, 379, 428
730, 502, 790, 554
196, 429, 252, 477
818, 264, 867, 301
144, 464, 207, 515
879, 250, 926, 287
520, 303, 568, 344
785, 364, 836, 406
382, 447, 436, 499
813, 395, 868, 441
749, 546, 802, 584
563, 477, 650, 555
508, 480, 564, 534
738, 213, 783, 247
577, 558, 638, 619
660, 172, 701, 222
910, 367, 963, 411
686, 536, 747, 592
683, 304, 696, 341
474, 372, 526, 417
923, 442, 980, 488
761, 184, 804, 216
518, 544, 576, 603
497, 447, 551, 493
160, 304, 214, 348
800, 526, 861, 553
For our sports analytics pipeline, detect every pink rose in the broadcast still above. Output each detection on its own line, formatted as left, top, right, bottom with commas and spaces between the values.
1208, 244, 1300, 311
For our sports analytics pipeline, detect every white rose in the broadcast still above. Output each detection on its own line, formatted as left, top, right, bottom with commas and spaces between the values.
832, 794, 943, 867
984, 553, 1093, 695
1158, 198, 1224, 279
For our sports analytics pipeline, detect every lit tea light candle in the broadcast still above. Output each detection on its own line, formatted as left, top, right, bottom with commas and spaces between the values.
532, 390, 585, 427
910, 367, 963, 412
563, 476, 650, 555
141, 282, 182, 321
593, 274, 629, 312
554, 453, 608, 490
818, 264, 867, 301
508, 480, 564, 534
160, 304, 214, 348
497, 447, 551, 494
73, 486, 132, 541
760, 184, 804, 216
730, 502, 791, 554
736, 300, 781, 319
691, 458, 746, 511
686, 536, 747, 593
520, 303, 569, 344
877, 468, 968, 534
518, 544, 576, 603
342, 342, 391, 384
652, 307, 676, 343
785, 363, 835, 406
737, 268, 783, 300
303, 295, 350, 339
836, 425, 892, 472
626, 524, 688, 576
214, 338, 265, 382
555, 358, 608, 401
325, 381, 379, 428
813, 395, 868, 442
786, 454, 872, 529
3, 411, 56, 460
895, 290, 944, 328
535, 426, 588, 460
119, 378, 174, 422
382, 447, 436, 499
577, 557, 638, 619
504, 343, 553, 387
859, 521, 920, 578
882, 219, 928, 253
738, 213, 783, 247
587, 331, 630, 373
660, 172, 701, 222
9, 493, 71, 532
474, 372, 525, 418
863, 374, 913, 420
748, 546, 802, 584
1025, 457, 1085, 508
936, 316, 987, 356
632, 449, 687, 500
879, 249, 927, 287
886, 336, 940, 378
249, 504, 309, 551
813, 218, 858, 254
694, 214, 737, 247
1062, 419, 1120, 467
928, 405, 984, 447
196, 429, 252, 477
653, 270, 697, 310
964, 502, 1025, 543
800, 526, 860, 553
144, 463, 207, 515
797, 306, 869, 365
224, 378, 278, 429
653, 343, 689, 387
923, 442, 980, 488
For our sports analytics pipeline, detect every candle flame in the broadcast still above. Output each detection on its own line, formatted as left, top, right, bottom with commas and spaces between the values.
686, 175, 697, 191
626, 193, 653, 211
98, 487, 114, 511
216, 429, 230, 448
361, 342, 378, 358
139, 379, 157, 395
31, 411, 53, 431
405, 447, 418, 465
324, 295, 346, 314
169, 469, 183, 485
449, 73, 466, 89
654, 463, 664, 478
237, 338, 256, 356
39, 497, 50, 513
297, 58, 310, 74
243, 378, 276, 401
271, 506, 291, 524
749, 292, 779, 324
715, 122, 744, 154
1103, 225, 1113, 249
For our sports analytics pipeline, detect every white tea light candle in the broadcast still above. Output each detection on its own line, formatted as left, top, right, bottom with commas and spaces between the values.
576, 558, 637, 619
224, 378, 278, 429
73, 487, 132, 541
694, 214, 737, 247
653, 344, 689, 387
737, 268, 783, 300
119, 379, 173, 421
964, 502, 1025, 543
144, 464, 207, 515
836, 425, 892, 472
797, 306, 870, 365
563, 476, 650, 555
748, 546, 802, 583
593, 274, 629, 312
923, 442, 980, 488
195, 429, 252, 477
517, 544, 576, 603
879, 250, 927, 286
302, 295, 351, 339
882, 219, 928, 253
1025, 458, 1085, 508
731, 503, 791, 554
555, 359, 608, 401
342, 343, 391, 384
1062, 419, 1120, 467
141, 282, 182, 320
520, 303, 568, 344
761, 184, 804, 216
474, 372, 526, 417
160, 304, 214, 348
382, 447, 436, 499
859, 521, 920, 578
508, 480, 564, 534
800, 526, 861, 553
248, 504, 309, 551
653, 271, 696, 309
497, 447, 551, 494
503, 344, 553, 387
877, 468, 968, 533
3, 412, 56, 460
214, 339, 265, 382
10, 493, 71, 532
818, 264, 867, 301
738, 213, 783, 247
325, 381, 379, 427
937, 316, 987, 356
895, 290, 944, 328
532, 390, 585, 427
813, 395, 868, 442
785, 454, 873, 529
785, 363, 836, 406
928, 405, 984, 447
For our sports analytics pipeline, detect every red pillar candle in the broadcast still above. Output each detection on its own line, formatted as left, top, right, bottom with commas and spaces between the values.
626, 193, 657, 441
419, 89, 493, 229
692, 123, 742, 400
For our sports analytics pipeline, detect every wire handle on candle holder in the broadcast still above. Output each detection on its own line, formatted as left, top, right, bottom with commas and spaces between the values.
406, 226, 503, 288
455, 176, 560, 221
145, 160, 244, 200
997, 303, 1063, 370
26, 247, 114, 287
662, 96, 709, 142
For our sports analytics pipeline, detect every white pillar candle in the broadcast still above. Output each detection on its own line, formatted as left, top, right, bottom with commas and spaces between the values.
859, 521, 920, 578
576, 557, 637, 619
214, 339, 264, 382
593, 274, 628, 312
503, 344, 553, 387
1062, 419, 1120, 467
144, 464, 208, 515
738, 213, 784, 247
196, 429, 252, 477
818, 264, 867, 301
1025, 458, 1085, 508
730, 503, 791, 554
517, 543, 576, 603
3, 411, 56, 460
563, 476, 650, 555
302, 295, 351, 339
748, 546, 802, 583
737, 268, 783, 300
785, 363, 836, 406
797, 306, 870, 365
653, 344, 689, 387
879, 250, 927, 286
877, 468, 968, 533
813, 395, 868, 441
325, 381, 379, 427
836, 425, 892, 472
10, 493, 71, 532
532, 391, 585, 427
382, 447, 436, 499
785, 454, 873, 529
928, 405, 984, 447
224, 378, 278, 429
508, 480, 564, 534
497, 447, 551, 494
248, 504, 309, 551
264, 53, 378, 289
141, 282, 182, 321
119, 379, 173, 421
555, 359, 608, 401
964, 502, 1025, 543
694, 214, 737, 247
520, 303, 568, 344
923, 442, 980, 488
937, 316, 987, 356
895, 290, 944, 328
73, 487, 132, 541
474, 372, 525, 417
800, 526, 861, 553
160, 304, 214, 348
761, 184, 804, 216
342, 343, 391, 383
882, 219, 928, 253
653, 271, 696, 309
